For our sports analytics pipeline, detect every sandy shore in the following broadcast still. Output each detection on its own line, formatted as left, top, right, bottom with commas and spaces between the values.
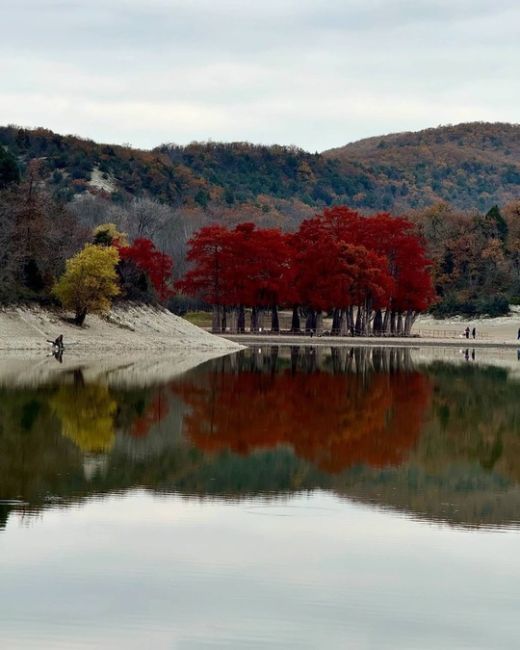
0, 304, 241, 352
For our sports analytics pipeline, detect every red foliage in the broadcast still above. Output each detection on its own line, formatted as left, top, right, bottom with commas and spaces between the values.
175, 225, 231, 305
118, 238, 174, 301
177, 223, 290, 307
129, 390, 170, 437
178, 206, 435, 317
289, 220, 393, 311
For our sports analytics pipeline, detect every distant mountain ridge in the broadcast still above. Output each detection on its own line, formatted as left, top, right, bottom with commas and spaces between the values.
1, 121, 519, 216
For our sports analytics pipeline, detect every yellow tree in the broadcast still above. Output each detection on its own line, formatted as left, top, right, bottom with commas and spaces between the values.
53, 244, 120, 325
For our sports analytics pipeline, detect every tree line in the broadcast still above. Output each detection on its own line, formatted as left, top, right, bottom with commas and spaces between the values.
177, 207, 434, 336
0, 162, 174, 324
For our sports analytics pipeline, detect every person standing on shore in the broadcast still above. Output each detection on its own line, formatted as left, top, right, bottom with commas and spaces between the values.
517, 327, 520, 340
465, 326, 470, 339
472, 327, 476, 339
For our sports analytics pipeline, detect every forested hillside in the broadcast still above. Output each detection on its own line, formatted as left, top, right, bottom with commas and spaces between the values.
1, 122, 519, 215
325, 122, 520, 211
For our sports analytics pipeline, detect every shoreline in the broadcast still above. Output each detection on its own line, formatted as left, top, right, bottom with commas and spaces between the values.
220, 334, 520, 349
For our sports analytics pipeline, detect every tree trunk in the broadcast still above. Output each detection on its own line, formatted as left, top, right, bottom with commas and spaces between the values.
354, 306, 362, 336
228, 307, 238, 334
221, 308, 227, 333
290, 346, 300, 374
373, 309, 383, 335
339, 309, 349, 336
251, 307, 258, 332
382, 308, 391, 334
315, 311, 323, 335
396, 312, 403, 336
269, 346, 279, 374
212, 305, 221, 333
305, 310, 316, 333
404, 310, 416, 335
331, 308, 341, 335
291, 306, 300, 332
257, 308, 265, 332
271, 305, 280, 333
237, 305, 245, 333
390, 310, 397, 335
346, 307, 354, 334
75, 307, 87, 326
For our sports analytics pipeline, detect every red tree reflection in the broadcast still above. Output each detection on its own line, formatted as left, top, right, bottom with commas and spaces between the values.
129, 390, 169, 437
172, 365, 432, 474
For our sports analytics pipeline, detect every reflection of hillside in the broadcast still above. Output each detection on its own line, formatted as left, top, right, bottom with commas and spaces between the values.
2, 348, 520, 528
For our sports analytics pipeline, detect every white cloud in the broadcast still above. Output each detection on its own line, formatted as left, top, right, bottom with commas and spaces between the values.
0, 0, 518, 150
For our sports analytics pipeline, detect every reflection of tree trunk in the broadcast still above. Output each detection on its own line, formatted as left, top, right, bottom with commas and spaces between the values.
73, 368, 85, 387
291, 306, 300, 332
372, 347, 383, 372
290, 346, 300, 374
304, 347, 317, 373
331, 346, 348, 373
271, 305, 279, 332
270, 346, 279, 374
0, 504, 10, 531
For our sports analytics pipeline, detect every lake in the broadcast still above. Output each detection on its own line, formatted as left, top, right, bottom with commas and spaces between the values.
1, 345, 520, 649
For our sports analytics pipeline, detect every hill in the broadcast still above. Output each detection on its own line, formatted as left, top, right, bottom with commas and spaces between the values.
1, 122, 519, 216
324, 122, 520, 211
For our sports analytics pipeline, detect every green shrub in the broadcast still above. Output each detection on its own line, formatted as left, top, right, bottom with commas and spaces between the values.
431, 294, 509, 318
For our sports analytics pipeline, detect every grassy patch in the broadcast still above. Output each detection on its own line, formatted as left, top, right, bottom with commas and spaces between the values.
183, 311, 212, 327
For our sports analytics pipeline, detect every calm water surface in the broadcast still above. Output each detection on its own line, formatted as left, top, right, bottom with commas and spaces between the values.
1, 346, 520, 649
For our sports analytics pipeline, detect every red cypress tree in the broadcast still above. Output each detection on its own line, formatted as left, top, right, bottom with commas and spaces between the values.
117, 238, 174, 301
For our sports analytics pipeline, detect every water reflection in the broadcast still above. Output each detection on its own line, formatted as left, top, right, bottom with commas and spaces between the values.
1, 346, 520, 529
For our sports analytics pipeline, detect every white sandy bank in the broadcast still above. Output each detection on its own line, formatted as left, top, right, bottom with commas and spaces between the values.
0, 304, 240, 352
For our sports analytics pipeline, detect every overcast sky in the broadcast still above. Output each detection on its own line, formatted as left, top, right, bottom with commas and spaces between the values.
0, 0, 518, 151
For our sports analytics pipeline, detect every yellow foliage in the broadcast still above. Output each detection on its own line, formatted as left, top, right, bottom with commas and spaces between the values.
51, 383, 117, 453
93, 222, 129, 247
52, 244, 120, 324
